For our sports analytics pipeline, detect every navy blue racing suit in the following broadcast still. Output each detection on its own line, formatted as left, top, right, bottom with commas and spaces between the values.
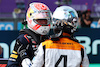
7, 29, 48, 67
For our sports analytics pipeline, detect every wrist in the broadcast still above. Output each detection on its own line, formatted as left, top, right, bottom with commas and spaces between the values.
21, 55, 29, 61
19, 50, 29, 60
22, 58, 32, 67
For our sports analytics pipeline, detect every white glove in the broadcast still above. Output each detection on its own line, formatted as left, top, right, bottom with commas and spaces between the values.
22, 58, 33, 67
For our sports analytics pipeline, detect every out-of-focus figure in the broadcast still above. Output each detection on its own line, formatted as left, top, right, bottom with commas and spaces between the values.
80, 9, 93, 28
7, 2, 52, 67
0, 45, 2, 55
25, 6, 89, 67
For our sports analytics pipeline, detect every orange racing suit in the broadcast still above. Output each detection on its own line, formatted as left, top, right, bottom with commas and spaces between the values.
22, 36, 89, 67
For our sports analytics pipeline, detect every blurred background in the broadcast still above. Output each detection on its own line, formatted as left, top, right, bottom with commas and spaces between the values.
0, 0, 100, 67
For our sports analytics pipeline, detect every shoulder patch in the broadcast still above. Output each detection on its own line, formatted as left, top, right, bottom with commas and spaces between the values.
17, 34, 32, 45
24, 34, 30, 43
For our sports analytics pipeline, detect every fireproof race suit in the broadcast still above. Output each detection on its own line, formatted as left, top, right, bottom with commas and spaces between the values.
7, 29, 48, 67
22, 36, 89, 67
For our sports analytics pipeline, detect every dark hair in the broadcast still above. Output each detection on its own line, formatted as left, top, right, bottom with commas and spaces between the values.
86, 9, 91, 13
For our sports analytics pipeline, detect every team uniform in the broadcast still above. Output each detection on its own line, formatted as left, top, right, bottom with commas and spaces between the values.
7, 2, 52, 67
21, 5, 89, 67
7, 29, 48, 67
29, 36, 89, 67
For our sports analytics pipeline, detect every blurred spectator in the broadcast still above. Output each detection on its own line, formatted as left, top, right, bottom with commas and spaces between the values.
77, 11, 81, 28
80, 9, 93, 28
0, 45, 2, 55
13, 0, 26, 18
98, 19, 100, 25
15, 0, 25, 13
12, 8, 21, 18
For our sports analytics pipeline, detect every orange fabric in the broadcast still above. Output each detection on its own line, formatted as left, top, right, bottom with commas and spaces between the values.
62, 33, 70, 36
80, 65, 82, 67
42, 38, 84, 50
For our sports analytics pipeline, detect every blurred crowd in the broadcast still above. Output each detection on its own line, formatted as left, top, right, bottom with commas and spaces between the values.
77, 9, 100, 28
77, 9, 93, 28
